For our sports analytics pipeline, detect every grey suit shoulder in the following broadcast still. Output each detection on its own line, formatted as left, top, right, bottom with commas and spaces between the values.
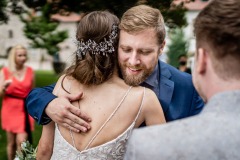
124, 91, 240, 160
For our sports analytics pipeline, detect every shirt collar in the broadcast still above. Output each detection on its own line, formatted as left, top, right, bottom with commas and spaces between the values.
141, 63, 159, 88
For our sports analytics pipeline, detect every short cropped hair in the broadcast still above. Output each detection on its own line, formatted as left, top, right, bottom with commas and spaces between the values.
194, 0, 240, 80
120, 5, 166, 45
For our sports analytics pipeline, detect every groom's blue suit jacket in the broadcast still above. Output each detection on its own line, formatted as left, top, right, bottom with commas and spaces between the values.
26, 60, 204, 124
156, 61, 204, 121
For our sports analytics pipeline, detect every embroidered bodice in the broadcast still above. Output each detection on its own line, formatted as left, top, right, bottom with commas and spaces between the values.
51, 87, 145, 160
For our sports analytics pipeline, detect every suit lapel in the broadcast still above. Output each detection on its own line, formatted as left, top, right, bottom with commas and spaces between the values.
158, 61, 174, 113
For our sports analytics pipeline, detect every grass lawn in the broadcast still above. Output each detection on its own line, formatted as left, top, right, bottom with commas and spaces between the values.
0, 70, 59, 160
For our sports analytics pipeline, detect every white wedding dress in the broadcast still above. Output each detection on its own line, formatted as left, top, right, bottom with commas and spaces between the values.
50, 87, 145, 160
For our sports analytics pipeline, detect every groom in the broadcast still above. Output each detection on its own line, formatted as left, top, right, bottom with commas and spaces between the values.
26, 5, 204, 132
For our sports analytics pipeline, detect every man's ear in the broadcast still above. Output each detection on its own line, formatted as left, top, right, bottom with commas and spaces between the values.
196, 48, 207, 74
158, 41, 166, 56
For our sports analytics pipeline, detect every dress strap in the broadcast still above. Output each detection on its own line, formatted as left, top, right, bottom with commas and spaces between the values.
133, 87, 145, 123
84, 86, 132, 150
70, 129, 76, 148
67, 79, 77, 148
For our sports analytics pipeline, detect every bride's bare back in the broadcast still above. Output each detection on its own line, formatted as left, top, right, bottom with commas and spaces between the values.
54, 74, 164, 152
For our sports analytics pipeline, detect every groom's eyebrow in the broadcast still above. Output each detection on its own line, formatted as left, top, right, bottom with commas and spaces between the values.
120, 44, 126, 47
119, 44, 126, 47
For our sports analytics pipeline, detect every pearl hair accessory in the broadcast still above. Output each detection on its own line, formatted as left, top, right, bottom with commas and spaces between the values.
76, 24, 118, 59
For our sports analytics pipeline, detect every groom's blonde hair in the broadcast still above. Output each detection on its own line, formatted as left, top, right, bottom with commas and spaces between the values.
120, 5, 166, 45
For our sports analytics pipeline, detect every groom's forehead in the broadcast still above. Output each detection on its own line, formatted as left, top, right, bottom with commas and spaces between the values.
118, 29, 160, 49
119, 29, 157, 40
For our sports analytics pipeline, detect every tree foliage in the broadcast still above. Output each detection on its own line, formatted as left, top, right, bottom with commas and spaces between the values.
23, 0, 194, 29
166, 28, 189, 67
144, 0, 189, 29
20, 4, 68, 56
0, 0, 27, 24
23, 0, 138, 18
2, 0, 195, 28
0, 0, 8, 24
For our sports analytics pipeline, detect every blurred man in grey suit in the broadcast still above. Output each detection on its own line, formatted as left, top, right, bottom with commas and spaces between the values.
124, 0, 240, 159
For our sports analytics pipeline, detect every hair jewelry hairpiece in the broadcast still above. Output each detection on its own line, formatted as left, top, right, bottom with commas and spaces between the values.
76, 24, 118, 59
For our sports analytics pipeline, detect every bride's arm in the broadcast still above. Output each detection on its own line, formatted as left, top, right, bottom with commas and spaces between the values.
37, 121, 55, 160
36, 76, 64, 160
143, 89, 166, 126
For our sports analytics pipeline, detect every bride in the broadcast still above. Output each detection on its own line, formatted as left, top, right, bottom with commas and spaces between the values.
37, 10, 166, 160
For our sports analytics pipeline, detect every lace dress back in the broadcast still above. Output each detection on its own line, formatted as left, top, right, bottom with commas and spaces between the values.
51, 87, 145, 160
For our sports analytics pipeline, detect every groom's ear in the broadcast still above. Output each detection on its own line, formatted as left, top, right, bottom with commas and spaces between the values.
158, 41, 165, 56
196, 48, 208, 75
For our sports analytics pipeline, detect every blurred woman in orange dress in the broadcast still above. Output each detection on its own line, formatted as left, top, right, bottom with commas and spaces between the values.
0, 45, 35, 160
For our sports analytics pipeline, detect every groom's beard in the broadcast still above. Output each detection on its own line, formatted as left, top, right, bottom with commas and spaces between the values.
118, 62, 153, 86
